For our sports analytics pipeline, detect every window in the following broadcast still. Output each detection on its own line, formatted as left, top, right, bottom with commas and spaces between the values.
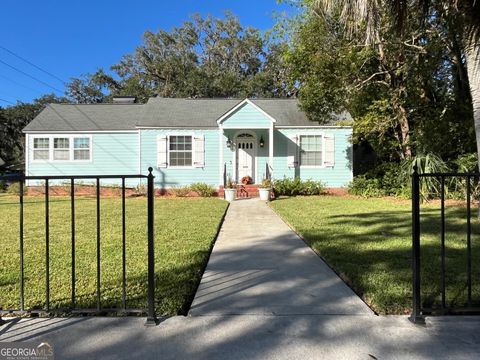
33, 138, 49, 160
299, 135, 322, 166
53, 138, 70, 160
169, 135, 192, 167
74, 137, 90, 160
32, 135, 91, 162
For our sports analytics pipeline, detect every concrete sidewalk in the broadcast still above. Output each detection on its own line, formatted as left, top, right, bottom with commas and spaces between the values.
190, 198, 372, 316
1, 315, 480, 359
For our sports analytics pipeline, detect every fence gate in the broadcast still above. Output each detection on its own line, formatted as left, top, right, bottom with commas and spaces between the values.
0, 168, 157, 326
410, 166, 480, 323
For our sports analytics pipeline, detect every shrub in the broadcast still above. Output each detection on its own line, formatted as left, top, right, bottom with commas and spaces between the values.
348, 176, 385, 197
260, 178, 272, 188
0, 180, 6, 193
134, 183, 147, 196
273, 177, 325, 196
449, 153, 480, 200
7, 182, 27, 196
171, 186, 191, 197
190, 183, 216, 197
402, 153, 450, 199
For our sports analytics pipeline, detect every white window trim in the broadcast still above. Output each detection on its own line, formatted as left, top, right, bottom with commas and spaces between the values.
32, 136, 50, 162
30, 134, 93, 163
298, 132, 326, 169
167, 133, 195, 169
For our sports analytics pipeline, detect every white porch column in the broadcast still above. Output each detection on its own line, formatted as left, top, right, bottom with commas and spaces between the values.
219, 125, 224, 186
269, 123, 274, 175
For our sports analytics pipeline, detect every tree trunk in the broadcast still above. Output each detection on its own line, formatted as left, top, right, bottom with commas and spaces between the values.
392, 89, 412, 159
465, 42, 480, 167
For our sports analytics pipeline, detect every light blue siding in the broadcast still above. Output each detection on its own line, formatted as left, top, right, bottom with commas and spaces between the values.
140, 129, 220, 188
27, 133, 140, 186
273, 128, 353, 187
221, 102, 272, 128
26, 127, 353, 189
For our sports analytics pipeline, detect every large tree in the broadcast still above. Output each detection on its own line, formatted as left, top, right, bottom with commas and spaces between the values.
312, 0, 480, 161
66, 13, 293, 102
0, 94, 68, 167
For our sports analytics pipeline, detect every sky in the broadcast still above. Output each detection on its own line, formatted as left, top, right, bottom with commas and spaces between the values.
0, 0, 294, 105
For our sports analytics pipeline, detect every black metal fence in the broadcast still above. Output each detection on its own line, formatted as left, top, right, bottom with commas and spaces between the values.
410, 166, 479, 324
0, 168, 157, 326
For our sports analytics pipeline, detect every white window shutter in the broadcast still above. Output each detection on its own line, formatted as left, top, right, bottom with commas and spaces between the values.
193, 135, 205, 168
324, 134, 335, 167
157, 135, 168, 168
287, 135, 298, 168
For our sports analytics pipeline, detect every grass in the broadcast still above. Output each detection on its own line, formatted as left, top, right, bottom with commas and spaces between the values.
0, 194, 228, 316
270, 196, 480, 314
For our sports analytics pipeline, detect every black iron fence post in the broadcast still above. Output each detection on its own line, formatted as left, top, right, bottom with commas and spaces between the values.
145, 167, 157, 326
409, 165, 425, 324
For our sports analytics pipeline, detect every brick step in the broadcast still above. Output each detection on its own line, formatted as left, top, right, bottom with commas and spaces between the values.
218, 184, 260, 198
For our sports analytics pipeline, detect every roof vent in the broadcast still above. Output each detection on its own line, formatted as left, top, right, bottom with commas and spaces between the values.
112, 96, 136, 104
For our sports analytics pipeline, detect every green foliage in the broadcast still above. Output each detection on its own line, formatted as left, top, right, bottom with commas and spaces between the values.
190, 183, 216, 197
0, 180, 6, 193
402, 153, 450, 199
171, 186, 191, 197
0, 94, 68, 166
6, 182, 26, 196
260, 178, 272, 188
448, 153, 480, 200
225, 177, 236, 189
348, 176, 385, 198
66, 13, 293, 103
287, 1, 476, 161
273, 177, 325, 196
452, 153, 478, 173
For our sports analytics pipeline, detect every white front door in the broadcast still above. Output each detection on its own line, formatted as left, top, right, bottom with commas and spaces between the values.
236, 139, 255, 183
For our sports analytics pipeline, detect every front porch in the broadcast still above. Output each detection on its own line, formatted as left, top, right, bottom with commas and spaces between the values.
217, 99, 276, 186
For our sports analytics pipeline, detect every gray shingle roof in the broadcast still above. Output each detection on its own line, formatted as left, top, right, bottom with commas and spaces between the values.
23, 103, 143, 131
23, 98, 349, 132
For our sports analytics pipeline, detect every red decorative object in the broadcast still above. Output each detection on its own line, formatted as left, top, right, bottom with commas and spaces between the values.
241, 176, 252, 185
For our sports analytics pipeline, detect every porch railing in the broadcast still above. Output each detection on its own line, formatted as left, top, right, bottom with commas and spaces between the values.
410, 166, 480, 324
0, 168, 157, 326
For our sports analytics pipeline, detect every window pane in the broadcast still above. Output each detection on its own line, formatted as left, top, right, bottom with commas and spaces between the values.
74, 149, 90, 160
54, 150, 70, 160
74, 138, 89, 149
33, 150, 49, 160
54, 138, 69, 149
34, 138, 49, 149
184, 152, 192, 166
301, 151, 322, 166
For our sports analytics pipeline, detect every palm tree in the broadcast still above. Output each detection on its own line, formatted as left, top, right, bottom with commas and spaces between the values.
314, 0, 480, 163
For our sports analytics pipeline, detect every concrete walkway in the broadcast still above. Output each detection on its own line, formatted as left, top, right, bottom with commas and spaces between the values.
190, 198, 372, 316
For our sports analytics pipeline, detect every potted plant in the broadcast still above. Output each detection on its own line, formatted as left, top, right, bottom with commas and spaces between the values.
258, 178, 272, 201
224, 177, 236, 202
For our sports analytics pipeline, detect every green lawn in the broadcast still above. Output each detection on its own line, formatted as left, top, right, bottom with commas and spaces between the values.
0, 194, 228, 316
271, 196, 480, 314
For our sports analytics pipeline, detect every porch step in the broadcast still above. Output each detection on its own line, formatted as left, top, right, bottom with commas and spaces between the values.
218, 184, 260, 198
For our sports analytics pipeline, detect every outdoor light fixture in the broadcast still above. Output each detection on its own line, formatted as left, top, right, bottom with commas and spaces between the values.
226, 137, 233, 148
259, 136, 265, 148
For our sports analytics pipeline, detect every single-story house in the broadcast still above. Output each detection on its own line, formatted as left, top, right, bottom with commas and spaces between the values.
23, 97, 353, 189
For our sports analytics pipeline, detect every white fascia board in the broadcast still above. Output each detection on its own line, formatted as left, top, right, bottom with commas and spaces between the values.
23, 130, 138, 134
216, 98, 277, 125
